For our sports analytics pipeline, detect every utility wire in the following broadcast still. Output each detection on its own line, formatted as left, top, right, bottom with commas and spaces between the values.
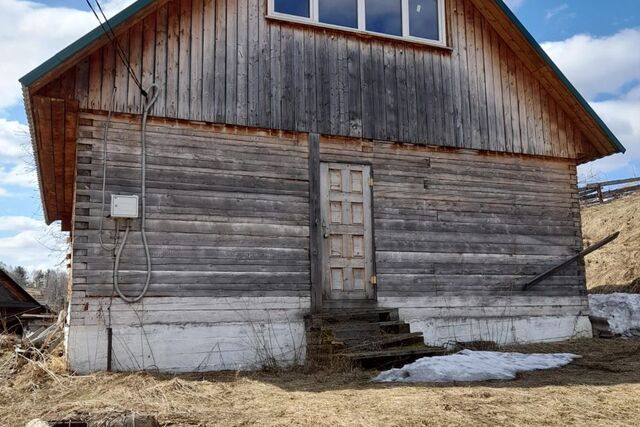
85, 0, 147, 98
93, 0, 147, 98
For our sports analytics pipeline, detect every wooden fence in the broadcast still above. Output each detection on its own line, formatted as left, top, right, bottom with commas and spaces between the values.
579, 177, 640, 204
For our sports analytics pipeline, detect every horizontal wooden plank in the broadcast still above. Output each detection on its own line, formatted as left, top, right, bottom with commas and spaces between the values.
71, 112, 585, 303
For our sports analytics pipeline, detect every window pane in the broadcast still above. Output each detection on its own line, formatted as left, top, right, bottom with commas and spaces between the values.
274, 0, 310, 18
319, 0, 358, 28
409, 0, 440, 40
365, 0, 402, 36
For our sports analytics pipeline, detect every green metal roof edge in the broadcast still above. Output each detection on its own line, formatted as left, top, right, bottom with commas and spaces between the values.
495, 0, 626, 155
19, 0, 156, 87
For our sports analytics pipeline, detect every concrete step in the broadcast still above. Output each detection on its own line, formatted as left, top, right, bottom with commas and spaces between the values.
379, 321, 411, 335
327, 320, 411, 338
309, 308, 399, 324
340, 333, 425, 352
342, 346, 447, 370
305, 307, 446, 370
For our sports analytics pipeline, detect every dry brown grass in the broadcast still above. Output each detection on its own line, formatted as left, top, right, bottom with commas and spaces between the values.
582, 191, 640, 291
2, 337, 640, 426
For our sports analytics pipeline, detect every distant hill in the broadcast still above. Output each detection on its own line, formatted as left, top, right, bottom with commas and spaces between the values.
582, 192, 640, 292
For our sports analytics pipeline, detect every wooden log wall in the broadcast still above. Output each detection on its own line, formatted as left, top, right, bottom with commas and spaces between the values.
72, 112, 310, 299
72, 113, 585, 305
319, 135, 586, 298
38, 0, 596, 161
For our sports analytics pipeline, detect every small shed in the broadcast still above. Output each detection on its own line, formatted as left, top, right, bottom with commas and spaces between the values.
0, 269, 45, 333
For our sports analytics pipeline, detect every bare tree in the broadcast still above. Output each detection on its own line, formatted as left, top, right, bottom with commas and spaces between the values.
42, 270, 68, 311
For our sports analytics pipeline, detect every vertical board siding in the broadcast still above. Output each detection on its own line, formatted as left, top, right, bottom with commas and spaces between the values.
42, 0, 591, 160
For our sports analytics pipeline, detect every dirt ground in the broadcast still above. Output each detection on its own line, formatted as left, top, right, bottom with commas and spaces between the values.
582, 192, 640, 290
2, 338, 640, 427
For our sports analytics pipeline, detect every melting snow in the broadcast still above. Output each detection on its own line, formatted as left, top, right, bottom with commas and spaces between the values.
589, 293, 640, 336
373, 350, 579, 383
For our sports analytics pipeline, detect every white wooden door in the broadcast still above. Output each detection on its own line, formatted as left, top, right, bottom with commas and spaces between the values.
320, 162, 374, 301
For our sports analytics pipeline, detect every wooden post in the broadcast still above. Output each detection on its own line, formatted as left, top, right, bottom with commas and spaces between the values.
597, 184, 603, 203
308, 133, 323, 313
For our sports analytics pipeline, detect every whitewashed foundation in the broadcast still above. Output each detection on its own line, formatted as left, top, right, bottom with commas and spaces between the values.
66, 296, 310, 373
380, 295, 592, 346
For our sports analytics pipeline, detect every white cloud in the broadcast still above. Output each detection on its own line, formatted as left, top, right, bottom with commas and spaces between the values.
545, 4, 569, 21
0, 216, 66, 270
0, 0, 135, 110
542, 28, 640, 179
0, 163, 37, 189
0, 117, 35, 195
0, 118, 29, 160
0, 215, 42, 232
503, 0, 524, 10
542, 29, 640, 99
579, 92, 640, 179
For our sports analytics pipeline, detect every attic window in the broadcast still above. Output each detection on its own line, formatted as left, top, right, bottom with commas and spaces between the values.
268, 0, 446, 46
273, 0, 310, 18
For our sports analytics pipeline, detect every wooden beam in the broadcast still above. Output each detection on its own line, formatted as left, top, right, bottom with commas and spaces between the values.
32, 96, 58, 223
308, 133, 323, 313
51, 99, 66, 218
62, 100, 79, 231
522, 232, 620, 291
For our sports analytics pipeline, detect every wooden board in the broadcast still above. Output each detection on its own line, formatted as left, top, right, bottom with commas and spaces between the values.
320, 162, 374, 301
38, 0, 597, 161
71, 113, 585, 308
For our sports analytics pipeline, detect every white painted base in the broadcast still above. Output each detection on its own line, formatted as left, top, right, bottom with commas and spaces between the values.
66, 297, 310, 373
66, 294, 593, 372
408, 315, 592, 347
380, 295, 592, 346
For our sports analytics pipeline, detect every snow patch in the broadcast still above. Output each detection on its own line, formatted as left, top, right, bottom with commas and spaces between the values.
373, 350, 579, 383
589, 293, 640, 336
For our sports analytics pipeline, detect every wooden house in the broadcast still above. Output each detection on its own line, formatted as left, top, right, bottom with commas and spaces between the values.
21, 0, 624, 372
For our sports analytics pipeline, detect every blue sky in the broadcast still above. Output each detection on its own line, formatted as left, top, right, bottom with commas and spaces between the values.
0, 0, 639, 270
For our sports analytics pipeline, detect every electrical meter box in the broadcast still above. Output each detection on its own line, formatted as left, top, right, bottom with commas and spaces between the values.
110, 195, 139, 219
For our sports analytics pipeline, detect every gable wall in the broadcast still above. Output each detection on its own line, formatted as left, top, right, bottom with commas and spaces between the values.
38, 0, 597, 160
66, 112, 588, 371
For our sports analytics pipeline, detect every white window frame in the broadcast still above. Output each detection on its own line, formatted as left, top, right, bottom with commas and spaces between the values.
268, 0, 447, 48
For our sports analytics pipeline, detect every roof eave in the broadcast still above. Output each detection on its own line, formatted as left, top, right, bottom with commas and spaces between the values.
22, 85, 51, 225
0, 269, 45, 308
19, 0, 157, 87
495, 0, 626, 156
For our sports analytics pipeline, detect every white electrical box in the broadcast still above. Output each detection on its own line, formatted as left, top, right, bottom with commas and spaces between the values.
110, 195, 139, 218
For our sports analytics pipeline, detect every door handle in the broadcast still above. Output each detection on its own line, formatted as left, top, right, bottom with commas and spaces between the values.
322, 221, 329, 239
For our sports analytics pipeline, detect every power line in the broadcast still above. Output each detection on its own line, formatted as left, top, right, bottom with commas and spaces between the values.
94, 0, 140, 86
85, 0, 148, 98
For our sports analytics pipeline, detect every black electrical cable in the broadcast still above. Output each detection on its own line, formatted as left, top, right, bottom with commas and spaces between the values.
85, 0, 147, 98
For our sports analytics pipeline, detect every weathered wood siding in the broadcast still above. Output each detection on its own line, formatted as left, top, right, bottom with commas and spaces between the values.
39, 0, 596, 160
72, 112, 310, 299
71, 113, 584, 305
318, 135, 586, 299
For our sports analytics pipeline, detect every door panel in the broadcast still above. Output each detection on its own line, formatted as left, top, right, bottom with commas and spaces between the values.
320, 162, 374, 301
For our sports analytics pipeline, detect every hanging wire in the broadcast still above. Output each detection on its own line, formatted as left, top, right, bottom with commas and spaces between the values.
85, 0, 147, 97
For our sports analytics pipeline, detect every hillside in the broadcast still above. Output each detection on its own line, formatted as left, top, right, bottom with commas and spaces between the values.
582, 192, 640, 290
